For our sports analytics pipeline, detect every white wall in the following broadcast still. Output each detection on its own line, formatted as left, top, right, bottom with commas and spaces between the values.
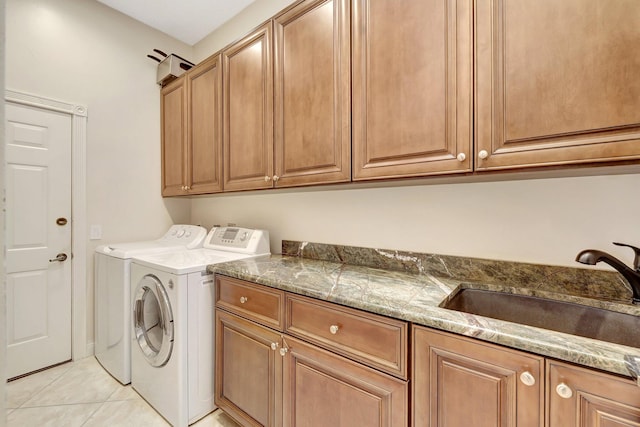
191, 1, 640, 270
1, 0, 7, 422
191, 171, 640, 268
193, 0, 297, 62
6, 0, 192, 348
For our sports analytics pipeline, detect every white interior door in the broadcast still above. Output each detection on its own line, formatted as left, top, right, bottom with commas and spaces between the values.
5, 102, 72, 379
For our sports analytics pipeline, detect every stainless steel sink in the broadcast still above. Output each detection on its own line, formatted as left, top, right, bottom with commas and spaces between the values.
442, 288, 640, 348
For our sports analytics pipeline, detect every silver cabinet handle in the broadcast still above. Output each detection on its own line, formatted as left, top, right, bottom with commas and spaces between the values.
329, 325, 339, 335
273, 175, 280, 182
270, 342, 278, 351
49, 253, 68, 262
457, 153, 466, 162
478, 150, 489, 159
279, 347, 288, 357
240, 296, 248, 304
264, 176, 272, 182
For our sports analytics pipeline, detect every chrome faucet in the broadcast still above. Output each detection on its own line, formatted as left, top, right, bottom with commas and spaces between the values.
576, 242, 640, 304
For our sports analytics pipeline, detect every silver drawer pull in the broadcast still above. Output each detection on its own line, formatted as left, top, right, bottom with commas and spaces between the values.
240, 296, 248, 304
329, 325, 339, 335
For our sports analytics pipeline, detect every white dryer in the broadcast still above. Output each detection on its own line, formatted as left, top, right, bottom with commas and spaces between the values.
94, 224, 207, 385
130, 227, 270, 427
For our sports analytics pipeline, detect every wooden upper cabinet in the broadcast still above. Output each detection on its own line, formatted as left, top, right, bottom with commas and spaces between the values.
352, 0, 473, 180
161, 77, 187, 196
186, 54, 223, 194
476, 0, 640, 170
161, 56, 222, 197
274, 0, 351, 187
223, 22, 275, 192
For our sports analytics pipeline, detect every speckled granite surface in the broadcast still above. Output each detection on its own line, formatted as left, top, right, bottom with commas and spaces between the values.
282, 241, 632, 303
209, 244, 640, 380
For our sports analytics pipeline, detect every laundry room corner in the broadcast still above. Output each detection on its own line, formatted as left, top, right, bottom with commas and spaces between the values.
5, 0, 194, 364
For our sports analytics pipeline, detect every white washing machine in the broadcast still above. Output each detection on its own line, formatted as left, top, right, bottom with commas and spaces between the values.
130, 226, 270, 427
94, 224, 207, 385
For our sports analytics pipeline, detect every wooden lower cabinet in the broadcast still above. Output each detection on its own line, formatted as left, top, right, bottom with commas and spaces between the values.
215, 310, 283, 427
215, 310, 408, 427
412, 326, 544, 427
215, 276, 409, 427
216, 277, 640, 427
547, 360, 640, 426
283, 336, 408, 427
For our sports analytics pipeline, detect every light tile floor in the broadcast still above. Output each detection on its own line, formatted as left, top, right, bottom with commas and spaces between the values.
6, 357, 240, 427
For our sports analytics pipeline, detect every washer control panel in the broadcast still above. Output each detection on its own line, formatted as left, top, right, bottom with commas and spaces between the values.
160, 225, 208, 249
204, 227, 270, 254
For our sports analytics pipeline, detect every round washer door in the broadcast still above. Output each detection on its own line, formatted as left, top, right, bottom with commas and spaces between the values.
132, 274, 174, 367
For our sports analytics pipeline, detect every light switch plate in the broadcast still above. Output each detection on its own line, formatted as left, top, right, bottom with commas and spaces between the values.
90, 225, 102, 240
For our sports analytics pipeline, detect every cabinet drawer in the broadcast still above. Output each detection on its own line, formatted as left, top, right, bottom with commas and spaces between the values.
215, 275, 285, 331
285, 294, 408, 379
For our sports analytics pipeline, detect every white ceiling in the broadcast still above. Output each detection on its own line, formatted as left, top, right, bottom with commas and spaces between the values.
97, 0, 256, 45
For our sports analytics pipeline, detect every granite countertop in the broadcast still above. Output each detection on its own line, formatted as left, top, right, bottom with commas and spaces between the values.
209, 253, 640, 381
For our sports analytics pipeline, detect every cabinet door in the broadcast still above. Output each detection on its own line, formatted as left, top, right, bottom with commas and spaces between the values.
413, 326, 543, 427
186, 54, 223, 194
352, 0, 473, 180
223, 22, 274, 192
476, 0, 640, 170
548, 360, 640, 426
273, 0, 350, 187
160, 77, 187, 196
282, 335, 408, 427
215, 310, 282, 427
